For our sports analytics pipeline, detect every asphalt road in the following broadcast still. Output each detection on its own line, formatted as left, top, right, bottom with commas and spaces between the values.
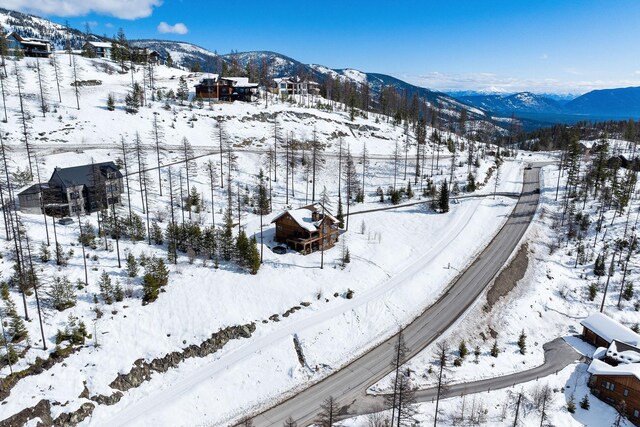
351, 337, 581, 415
251, 165, 541, 426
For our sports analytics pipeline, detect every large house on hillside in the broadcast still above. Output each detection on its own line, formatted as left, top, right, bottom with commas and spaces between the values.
581, 313, 640, 425
82, 41, 112, 58
272, 76, 320, 97
5, 32, 52, 58
194, 74, 259, 102
18, 162, 123, 216
271, 204, 340, 254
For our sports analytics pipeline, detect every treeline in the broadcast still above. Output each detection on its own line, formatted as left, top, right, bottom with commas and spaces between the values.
522, 118, 640, 151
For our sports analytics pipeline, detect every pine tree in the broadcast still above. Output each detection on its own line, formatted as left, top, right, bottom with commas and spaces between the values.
107, 93, 115, 111
247, 236, 260, 275
166, 52, 173, 68
459, 340, 468, 359
594, 253, 606, 276
220, 208, 235, 261
98, 270, 114, 304
439, 179, 449, 213
517, 330, 527, 355
176, 76, 189, 104
235, 230, 250, 267
1, 283, 26, 344
580, 393, 590, 410
47, 276, 76, 311
336, 196, 344, 229
126, 252, 138, 277
490, 340, 500, 357
466, 173, 476, 192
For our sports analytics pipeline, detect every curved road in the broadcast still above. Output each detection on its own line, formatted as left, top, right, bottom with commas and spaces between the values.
251, 166, 541, 426
348, 337, 581, 417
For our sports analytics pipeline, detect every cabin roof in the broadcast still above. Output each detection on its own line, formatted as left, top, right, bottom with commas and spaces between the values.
271, 203, 337, 232
581, 312, 640, 347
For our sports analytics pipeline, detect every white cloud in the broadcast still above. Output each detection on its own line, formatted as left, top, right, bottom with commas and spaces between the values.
157, 21, 188, 35
395, 71, 640, 95
3, 0, 162, 20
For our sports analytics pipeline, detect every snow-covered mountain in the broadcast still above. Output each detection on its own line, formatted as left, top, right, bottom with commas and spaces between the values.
0, 7, 102, 49
457, 92, 566, 115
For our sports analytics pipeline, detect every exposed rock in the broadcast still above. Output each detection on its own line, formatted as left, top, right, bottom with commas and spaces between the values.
52, 402, 95, 426
110, 323, 255, 392
0, 399, 52, 427
90, 391, 123, 406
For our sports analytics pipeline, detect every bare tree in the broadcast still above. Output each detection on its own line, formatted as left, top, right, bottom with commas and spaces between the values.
315, 395, 339, 427
151, 114, 164, 196
433, 340, 451, 427
50, 53, 62, 103
361, 141, 369, 202
311, 127, 324, 202
531, 383, 553, 427
120, 136, 133, 219
14, 60, 33, 176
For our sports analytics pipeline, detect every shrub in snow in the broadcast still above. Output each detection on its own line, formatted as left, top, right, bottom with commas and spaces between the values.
490, 340, 500, 357
580, 394, 590, 410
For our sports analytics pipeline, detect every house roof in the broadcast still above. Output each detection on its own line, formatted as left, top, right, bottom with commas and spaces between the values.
7, 32, 50, 46
606, 340, 640, 364
581, 312, 640, 346
223, 77, 259, 88
17, 183, 48, 196
587, 358, 640, 380
271, 203, 338, 232
86, 41, 112, 49
49, 161, 122, 189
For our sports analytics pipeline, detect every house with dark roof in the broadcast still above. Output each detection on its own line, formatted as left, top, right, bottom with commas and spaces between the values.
17, 162, 123, 216
194, 75, 259, 102
271, 203, 340, 254
582, 313, 640, 425
5, 32, 52, 58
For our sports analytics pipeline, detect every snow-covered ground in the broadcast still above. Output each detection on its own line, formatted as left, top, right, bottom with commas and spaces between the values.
0, 54, 528, 426
346, 150, 640, 426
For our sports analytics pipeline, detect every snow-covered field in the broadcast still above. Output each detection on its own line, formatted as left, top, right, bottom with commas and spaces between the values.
0, 54, 531, 426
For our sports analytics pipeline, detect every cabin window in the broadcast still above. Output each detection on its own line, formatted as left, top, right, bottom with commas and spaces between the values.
624, 388, 629, 397
602, 380, 615, 391
634, 409, 639, 418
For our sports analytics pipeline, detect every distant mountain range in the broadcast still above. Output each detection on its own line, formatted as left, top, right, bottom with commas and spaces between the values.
454, 89, 640, 123
1, 7, 639, 128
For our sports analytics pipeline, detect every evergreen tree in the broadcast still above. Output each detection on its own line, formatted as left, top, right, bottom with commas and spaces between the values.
126, 252, 138, 277
98, 270, 114, 304
1, 284, 28, 343
490, 340, 500, 357
517, 329, 527, 355
336, 196, 344, 229
166, 52, 173, 68
107, 93, 115, 111
580, 394, 590, 410
47, 276, 76, 311
594, 253, 606, 276
247, 236, 261, 275
220, 208, 235, 261
466, 173, 476, 192
235, 230, 250, 266
438, 179, 449, 213
458, 340, 468, 359
176, 76, 189, 104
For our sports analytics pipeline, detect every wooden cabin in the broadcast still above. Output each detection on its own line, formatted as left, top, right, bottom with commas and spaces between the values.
583, 313, 640, 425
271, 204, 340, 254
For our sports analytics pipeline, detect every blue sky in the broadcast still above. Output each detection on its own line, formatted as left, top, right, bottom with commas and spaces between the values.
6, 0, 640, 94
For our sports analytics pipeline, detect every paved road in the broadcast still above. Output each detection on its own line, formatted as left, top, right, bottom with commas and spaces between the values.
251, 166, 541, 426
345, 337, 582, 417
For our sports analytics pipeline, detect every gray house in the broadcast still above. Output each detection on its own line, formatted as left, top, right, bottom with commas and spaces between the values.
18, 162, 124, 216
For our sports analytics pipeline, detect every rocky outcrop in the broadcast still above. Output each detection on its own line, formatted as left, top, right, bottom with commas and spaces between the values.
110, 323, 255, 392
0, 400, 94, 427
52, 403, 95, 426
0, 399, 52, 427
